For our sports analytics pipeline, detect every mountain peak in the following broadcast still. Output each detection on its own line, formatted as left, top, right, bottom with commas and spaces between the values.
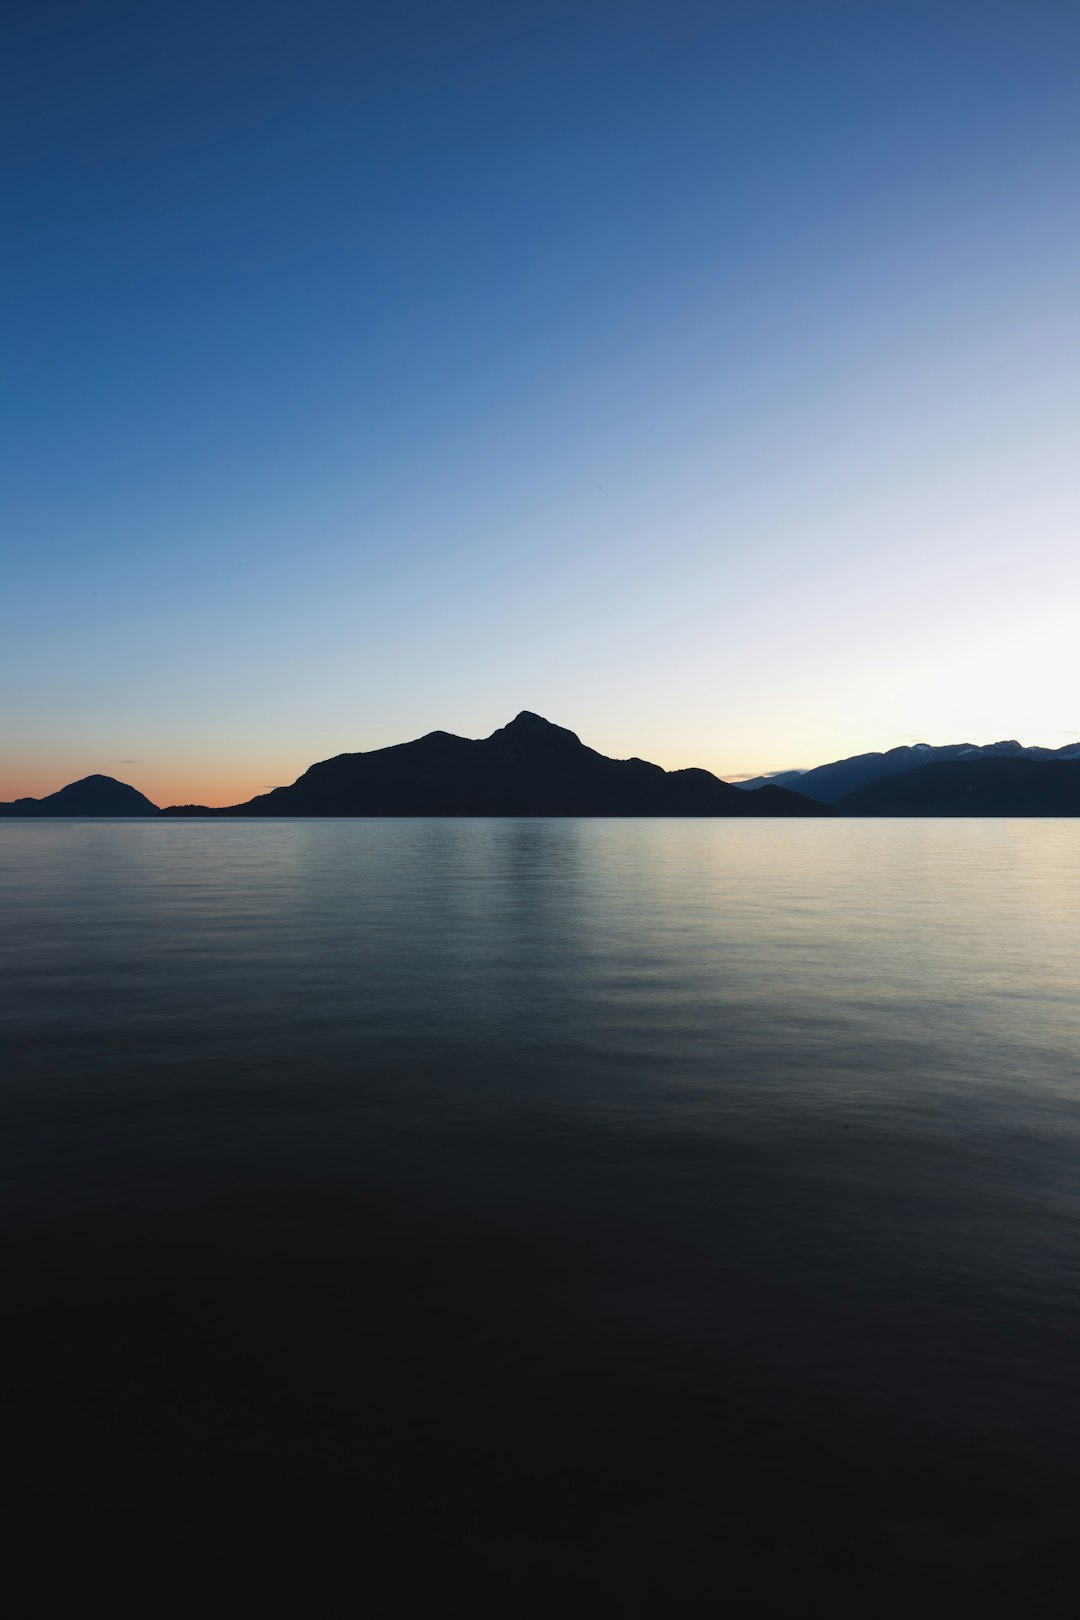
508, 710, 556, 729
492, 711, 584, 749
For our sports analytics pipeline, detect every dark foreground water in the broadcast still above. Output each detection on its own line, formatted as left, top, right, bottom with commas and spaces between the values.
4, 818, 1080, 1615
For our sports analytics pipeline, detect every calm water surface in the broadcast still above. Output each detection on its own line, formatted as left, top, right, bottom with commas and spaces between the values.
3, 818, 1080, 1614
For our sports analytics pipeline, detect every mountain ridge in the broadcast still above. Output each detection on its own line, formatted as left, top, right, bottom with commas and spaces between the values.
837, 757, 1080, 816
737, 739, 1080, 803
13, 722, 1080, 821
161, 710, 831, 818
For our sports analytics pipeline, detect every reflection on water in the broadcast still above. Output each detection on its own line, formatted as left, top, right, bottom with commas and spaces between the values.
3, 818, 1080, 1612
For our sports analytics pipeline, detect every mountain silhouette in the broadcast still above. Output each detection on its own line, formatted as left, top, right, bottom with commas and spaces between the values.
162, 711, 831, 818
837, 758, 1080, 816
738, 739, 1080, 803
734, 768, 810, 792
0, 775, 159, 817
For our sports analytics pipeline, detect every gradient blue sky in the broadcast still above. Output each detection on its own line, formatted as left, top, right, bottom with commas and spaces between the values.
4, 0, 1078, 805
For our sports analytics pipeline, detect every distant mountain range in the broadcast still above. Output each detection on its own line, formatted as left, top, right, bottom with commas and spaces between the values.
8, 721, 1080, 821
162, 711, 831, 818
837, 758, 1080, 816
0, 774, 158, 817
736, 739, 1080, 805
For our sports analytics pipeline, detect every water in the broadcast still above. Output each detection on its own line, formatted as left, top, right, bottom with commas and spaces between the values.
4, 818, 1080, 1614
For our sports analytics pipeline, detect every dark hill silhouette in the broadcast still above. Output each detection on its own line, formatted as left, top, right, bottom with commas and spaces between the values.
162, 711, 831, 818
838, 758, 1080, 816
738, 739, 1080, 803
0, 775, 158, 817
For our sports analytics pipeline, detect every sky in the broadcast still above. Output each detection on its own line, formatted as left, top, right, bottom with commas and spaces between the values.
3, 0, 1079, 806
